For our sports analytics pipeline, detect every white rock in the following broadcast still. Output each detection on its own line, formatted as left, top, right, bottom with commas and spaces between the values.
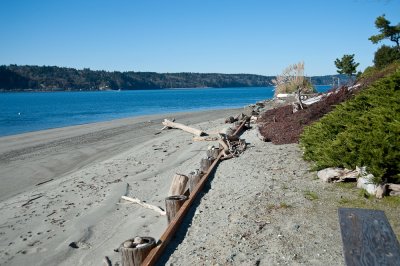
357, 174, 377, 195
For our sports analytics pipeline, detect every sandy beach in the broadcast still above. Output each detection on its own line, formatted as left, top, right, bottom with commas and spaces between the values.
0, 108, 241, 265
1, 105, 398, 266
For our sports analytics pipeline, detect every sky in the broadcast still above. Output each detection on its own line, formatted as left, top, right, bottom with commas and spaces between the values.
0, 0, 399, 76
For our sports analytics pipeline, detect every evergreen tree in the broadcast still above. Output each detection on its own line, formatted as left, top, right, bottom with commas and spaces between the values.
374, 45, 400, 68
334, 54, 360, 79
369, 15, 400, 51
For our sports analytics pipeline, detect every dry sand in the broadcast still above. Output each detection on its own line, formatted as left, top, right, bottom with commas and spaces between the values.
0, 106, 370, 265
0, 108, 240, 265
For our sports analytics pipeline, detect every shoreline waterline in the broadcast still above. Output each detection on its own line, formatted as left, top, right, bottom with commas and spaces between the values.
0, 87, 275, 137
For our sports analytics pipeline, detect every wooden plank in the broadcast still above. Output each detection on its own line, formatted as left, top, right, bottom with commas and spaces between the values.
141, 151, 223, 266
338, 208, 400, 266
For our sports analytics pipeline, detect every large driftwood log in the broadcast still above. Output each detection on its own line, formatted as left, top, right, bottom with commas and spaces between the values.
165, 195, 188, 224
121, 196, 166, 216
388, 184, 400, 192
188, 169, 202, 194
120, 237, 156, 266
162, 119, 206, 136
168, 174, 188, 196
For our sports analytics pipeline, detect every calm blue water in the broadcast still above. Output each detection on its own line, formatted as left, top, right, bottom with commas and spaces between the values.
0, 85, 331, 137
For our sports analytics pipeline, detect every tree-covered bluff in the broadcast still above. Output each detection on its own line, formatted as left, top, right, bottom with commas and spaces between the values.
0, 65, 341, 91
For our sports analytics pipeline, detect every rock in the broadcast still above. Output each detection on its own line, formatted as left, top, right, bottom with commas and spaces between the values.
123, 241, 135, 248
357, 174, 377, 195
134, 237, 144, 244
225, 116, 236, 123
69, 242, 79, 249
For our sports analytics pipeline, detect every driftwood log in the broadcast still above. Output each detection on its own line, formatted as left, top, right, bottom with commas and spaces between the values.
120, 237, 156, 266
165, 195, 188, 224
162, 119, 206, 137
188, 170, 202, 194
168, 174, 188, 196
206, 147, 220, 160
142, 151, 224, 266
200, 158, 213, 173
121, 196, 166, 216
193, 136, 219, 142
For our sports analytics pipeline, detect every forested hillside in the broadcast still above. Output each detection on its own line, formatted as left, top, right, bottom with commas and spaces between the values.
0, 65, 342, 91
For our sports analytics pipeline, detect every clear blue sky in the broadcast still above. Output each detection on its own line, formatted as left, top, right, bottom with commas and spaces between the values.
0, 0, 399, 76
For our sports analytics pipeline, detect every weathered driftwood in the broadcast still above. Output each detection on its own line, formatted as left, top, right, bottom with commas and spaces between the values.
188, 169, 202, 194
218, 138, 229, 152
120, 237, 156, 266
200, 157, 213, 173
192, 136, 219, 142
388, 184, 400, 192
390, 191, 400, 197
168, 174, 188, 196
165, 195, 188, 224
232, 119, 248, 136
376, 184, 388, 199
141, 151, 224, 266
121, 196, 166, 216
162, 119, 206, 137
206, 147, 220, 160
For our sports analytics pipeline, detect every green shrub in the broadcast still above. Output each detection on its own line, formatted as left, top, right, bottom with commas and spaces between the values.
374, 45, 400, 69
300, 71, 400, 184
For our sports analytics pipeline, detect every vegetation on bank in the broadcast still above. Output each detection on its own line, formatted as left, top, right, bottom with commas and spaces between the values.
0, 65, 344, 91
299, 15, 400, 185
300, 68, 400, 184
272, 61, 315, 96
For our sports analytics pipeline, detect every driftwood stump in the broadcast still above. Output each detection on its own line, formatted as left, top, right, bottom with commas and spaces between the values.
168, 174, 188, 196
165, 195, 188, 224
206, 147, 220, 161
120, 236, 156, 266
200, 158, 212, 173
188, 169, 202, 194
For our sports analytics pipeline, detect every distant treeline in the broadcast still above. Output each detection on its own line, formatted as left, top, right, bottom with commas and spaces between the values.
0, 65, 346, 91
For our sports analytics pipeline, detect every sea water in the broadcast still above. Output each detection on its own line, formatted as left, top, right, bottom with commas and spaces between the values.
0, 86, 331, 137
